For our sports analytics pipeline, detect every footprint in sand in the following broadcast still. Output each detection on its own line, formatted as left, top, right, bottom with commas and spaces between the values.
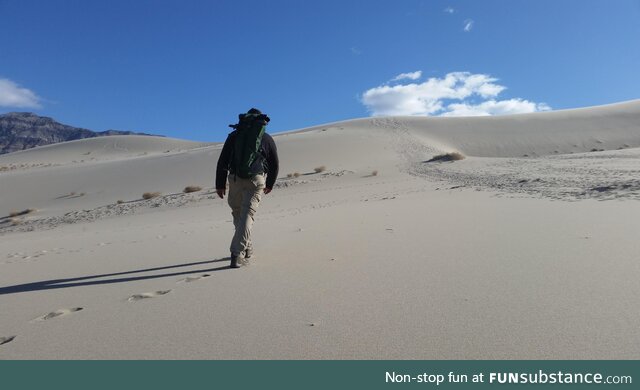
177, 274, 211, 283
33, 307, 83, 322
127, 290, 172, 302
0, 336, 16, 346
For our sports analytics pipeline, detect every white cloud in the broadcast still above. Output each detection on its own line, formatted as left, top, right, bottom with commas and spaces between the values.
391, 71, 422, 82
350, 47, 362, 55
0, 78, 42, 108
444, 7, 455, 14
441, 99, 551, 117
360, 71, 551, 117
463, 19, 474, 32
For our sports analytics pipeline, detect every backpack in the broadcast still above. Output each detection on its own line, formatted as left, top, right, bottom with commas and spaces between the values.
228, 109, 270, 178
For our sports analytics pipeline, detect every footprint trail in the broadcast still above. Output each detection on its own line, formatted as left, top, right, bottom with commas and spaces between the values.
177, 274, 211, 283
33, 307, 83, 322
127, 290, 172, 302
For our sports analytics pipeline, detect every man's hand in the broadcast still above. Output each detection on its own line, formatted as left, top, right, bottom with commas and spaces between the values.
216, 188, 226, 199
263, 187, 272, 195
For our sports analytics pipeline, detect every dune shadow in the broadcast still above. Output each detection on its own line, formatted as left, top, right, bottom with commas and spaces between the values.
0, 257, 231, 296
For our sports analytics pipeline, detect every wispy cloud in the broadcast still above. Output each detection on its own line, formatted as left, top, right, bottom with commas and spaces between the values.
361, 71, 550, 117
463, 19, 474, 32
390, 71, 422, 82
443, 7, 455, 14
0, 78, 42, 109
350, 47, 362, 56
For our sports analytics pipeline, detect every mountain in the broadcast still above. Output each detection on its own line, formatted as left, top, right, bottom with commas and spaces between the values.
0, 112, 157, 154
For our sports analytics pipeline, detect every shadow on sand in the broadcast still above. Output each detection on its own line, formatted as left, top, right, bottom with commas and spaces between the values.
0, 257, 231, 295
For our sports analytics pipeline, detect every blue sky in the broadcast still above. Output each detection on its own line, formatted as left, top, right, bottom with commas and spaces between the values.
1, 0, 639, 141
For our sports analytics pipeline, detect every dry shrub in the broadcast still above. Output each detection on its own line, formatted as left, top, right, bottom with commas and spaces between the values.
293, 172, 301, 178
9, 209, 36, 218
371, 170, 378, 176
183, 186, 202, 193
314, 166, 326, 173
286, 173, 294, 178
426, 152, 465, 163
142, 192, 161, 200
116, 200, 125, 204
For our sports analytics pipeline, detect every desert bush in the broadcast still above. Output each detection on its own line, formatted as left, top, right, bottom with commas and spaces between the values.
286, 173, 294, 178
426, 152, 465, 163
116, 200, 125, 204
371, 170, 378, 176
293, 172, 301, 178
314, 166, 326, 173
142, 192, 161, 200
183, 186, 202, 193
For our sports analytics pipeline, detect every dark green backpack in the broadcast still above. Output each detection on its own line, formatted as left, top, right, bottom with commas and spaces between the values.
229, 109, 269, 178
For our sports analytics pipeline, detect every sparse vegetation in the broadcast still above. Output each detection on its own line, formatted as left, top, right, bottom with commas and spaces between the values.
117, 200, 125, 204
314, 166, 326, 173
183, 186, 202, 193
426, 152, 465, 163
293, 172, 301, 178
9, 209, 36, 218
286, 173, 294, 178
142, 192, 161, 200
371, 170, 378, 176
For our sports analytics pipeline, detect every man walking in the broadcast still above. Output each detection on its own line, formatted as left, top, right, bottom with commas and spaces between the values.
216, 108, 279, 268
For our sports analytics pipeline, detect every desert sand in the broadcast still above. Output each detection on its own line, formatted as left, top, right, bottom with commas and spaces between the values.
1, 100, 639, 359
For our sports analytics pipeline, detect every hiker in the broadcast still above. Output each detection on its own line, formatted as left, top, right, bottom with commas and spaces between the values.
216, 108, 279, 268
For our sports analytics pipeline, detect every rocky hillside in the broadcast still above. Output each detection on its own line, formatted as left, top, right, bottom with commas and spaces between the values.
0, 112, 156, 154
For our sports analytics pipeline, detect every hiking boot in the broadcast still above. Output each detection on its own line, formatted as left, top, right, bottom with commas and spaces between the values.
230, 254, 244, 268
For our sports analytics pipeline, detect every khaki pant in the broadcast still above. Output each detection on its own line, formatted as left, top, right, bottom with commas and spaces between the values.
227, 173, 265, 257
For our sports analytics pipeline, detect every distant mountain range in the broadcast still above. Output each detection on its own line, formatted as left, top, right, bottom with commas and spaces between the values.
0, 112, 158, 155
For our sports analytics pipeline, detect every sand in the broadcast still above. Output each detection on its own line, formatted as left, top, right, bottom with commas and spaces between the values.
0, 100, 639, 359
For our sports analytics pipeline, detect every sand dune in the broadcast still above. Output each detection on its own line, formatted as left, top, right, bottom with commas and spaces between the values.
292, 99, 640, 157
0, 101, 639, 359
0, 135, 210, 166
